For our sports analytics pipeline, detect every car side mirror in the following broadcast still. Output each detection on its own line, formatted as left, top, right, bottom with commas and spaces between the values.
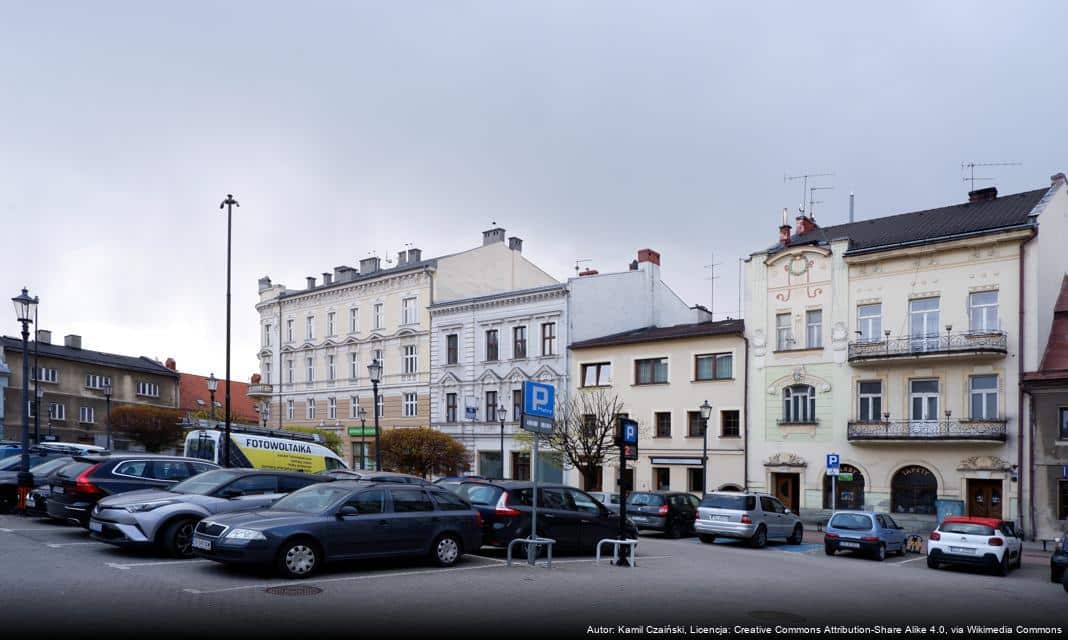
336, 505, 359, 518
784, 508, 791, 514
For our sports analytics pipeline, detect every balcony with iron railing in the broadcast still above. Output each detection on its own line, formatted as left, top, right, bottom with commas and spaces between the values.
247, 383, 273, 398
847, 329, 1007, 365
846, 418, 1007, 443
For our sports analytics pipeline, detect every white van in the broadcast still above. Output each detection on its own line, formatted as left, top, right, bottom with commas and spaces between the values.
183, 427, 347, 473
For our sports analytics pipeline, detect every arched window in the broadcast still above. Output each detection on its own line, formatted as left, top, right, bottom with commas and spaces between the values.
823, 464, 865, 509
783, 385, 816, 423
891, 466, 938, 515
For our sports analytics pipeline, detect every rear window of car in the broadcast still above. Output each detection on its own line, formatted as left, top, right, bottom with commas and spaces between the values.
830, 513, 874, 530
458, 483, 503, 506
114, 460, 151, 478
430, 490, 471, 511
700, 494, 755, 510
627, 493, 665, 507
940, 522, 995, 536
57, 461, 94, 479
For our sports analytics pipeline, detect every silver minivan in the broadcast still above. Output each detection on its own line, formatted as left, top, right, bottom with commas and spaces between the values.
695, 491, 803, 548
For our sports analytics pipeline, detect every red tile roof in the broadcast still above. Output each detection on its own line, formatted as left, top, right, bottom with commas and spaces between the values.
1023, 275, 1068, 385
178, 372, 259, 423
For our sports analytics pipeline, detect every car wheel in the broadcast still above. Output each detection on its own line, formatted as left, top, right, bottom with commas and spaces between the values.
1012, 551, 1022, 570
665, 521, 681, 539
787, 524, 803, 545
749, 525, 767, 549
825, 543, 836, 556
432, 533, 463, 567
699, 534, 716, 544
276, 538, 321, 579
161, 518, 197, 559
926, 556, 939, 570
873, 543, 886, 562
993, 554, 1008, 577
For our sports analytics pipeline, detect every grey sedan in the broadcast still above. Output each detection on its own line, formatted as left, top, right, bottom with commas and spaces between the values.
695, 491, 803, 548
90, 469, 326, 557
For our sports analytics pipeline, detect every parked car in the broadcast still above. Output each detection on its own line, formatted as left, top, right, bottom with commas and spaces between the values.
45, 454, 219, 527
192, 481, 482, 578
458, 480, 636, 553
823, 511, 907, 561
0, 443, 106, 463
0, 455, 75, 513
694, 491, 803, 548
927, 516, 1023, 576
432, 475, 485, 493
318, 470, 430, 484
90, 469, 327, 557
587, 491, 621, 515
626, 492, 699, 538
1051, 535, 1068, 584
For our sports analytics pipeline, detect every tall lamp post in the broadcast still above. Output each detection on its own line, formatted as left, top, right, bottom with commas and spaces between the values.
261, 401, 269, 428
102, 380, 113, 450
367, 359, 382, 471
357, 406, 368, 470
496, 404, 507, 479
34, 386, 43, 445
699, 400, 713, 497
219, 194, 239, 469
12, 287, 38, 513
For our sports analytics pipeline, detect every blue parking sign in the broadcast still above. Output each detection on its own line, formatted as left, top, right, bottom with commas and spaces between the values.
620, 418, 639, 445
826, 453, 840, 469
523, 381, 555, 419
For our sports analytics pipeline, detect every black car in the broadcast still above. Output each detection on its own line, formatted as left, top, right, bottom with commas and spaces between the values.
45, 454, 219, 527
318, 470, 430, 485
1051, 535, 1068, 585
458, 480, 636, 553
192, 481, 482, 578
0, 455, 76, 512
626, 491, 700, 538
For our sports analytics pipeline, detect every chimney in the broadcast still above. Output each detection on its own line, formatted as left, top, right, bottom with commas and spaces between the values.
334, 266, 352, 282
165, 357, 176, 370
849, 193, 855, 223
1052, 172, 1067, 187
396, 251, 407, 267
508, 237, 523, 252
36, 329, 51, 344
250, 373, 261, 384
779, 207, 792, 244
258, 276, 272, 293
359, 257, 381, 274
64, 334, 81, 349
629, 260, 639, 271
795, 215, 818, 236
968, 187, 998, 203
306, 276, 317, 289
407, 248, 422, 263
637, 249, 661, 266
322, 272, 333, 285
578, 269, 599, 277
483, 227, 506, 245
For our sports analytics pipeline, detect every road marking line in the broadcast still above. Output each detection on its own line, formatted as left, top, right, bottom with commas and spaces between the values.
467, 554, 508, 564
0, 527, 76, 533
893, 555, 928, 565
46, 541, 102, 548
108, 560, 213, 570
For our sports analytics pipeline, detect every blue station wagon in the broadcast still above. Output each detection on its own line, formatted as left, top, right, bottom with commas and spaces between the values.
824, 510, 907, 561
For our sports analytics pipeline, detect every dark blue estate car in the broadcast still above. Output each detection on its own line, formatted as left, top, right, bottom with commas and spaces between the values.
192, 481, 483, 578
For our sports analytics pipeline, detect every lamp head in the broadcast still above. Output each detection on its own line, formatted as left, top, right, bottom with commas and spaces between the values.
699, 400, 713, 420
12, 288, 37, 324
206, 373, 219, 393
367, 359, 382, 383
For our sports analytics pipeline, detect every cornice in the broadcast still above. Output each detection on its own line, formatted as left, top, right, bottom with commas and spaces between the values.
431, 288, 567, 316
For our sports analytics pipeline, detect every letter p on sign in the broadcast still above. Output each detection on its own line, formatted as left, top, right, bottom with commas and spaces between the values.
523, 381, 555, 419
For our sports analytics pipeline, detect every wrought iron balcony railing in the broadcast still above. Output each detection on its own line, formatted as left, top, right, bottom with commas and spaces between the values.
247, 383, 273, 397
847, 419, 1007, 442
847, 331, 1007, 362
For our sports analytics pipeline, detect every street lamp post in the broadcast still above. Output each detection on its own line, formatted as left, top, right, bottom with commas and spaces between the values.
357, 406, 367, 470
261, 401, 269, 428
103, 380, 113, 450
368, 359, 382, 471
699, 400, 713, 497
219, 194, 239, 469
12, 287, 38, 513
206, 372, 218, 429
34, 386, 43, 445
497, 404, 507, 479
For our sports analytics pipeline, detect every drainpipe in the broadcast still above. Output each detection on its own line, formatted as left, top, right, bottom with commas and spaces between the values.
743, 335, 750, 491
1018, 229, 1036, 538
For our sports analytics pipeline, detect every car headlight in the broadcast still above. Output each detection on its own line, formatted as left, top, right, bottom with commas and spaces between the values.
124, 500, 177, 513
225, 528, 267, 541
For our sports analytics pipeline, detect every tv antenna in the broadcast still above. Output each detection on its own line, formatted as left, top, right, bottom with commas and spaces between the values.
961, 161, 1022, 191
574, 258, 592, 273
785, 171, 835, 216
705, 258, 721, 319
808, 185, 834, 220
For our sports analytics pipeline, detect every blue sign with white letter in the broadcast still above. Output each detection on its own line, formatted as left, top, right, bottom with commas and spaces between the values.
523, 381, 555, 419
621, 419, 639, 445
826, 453, 840, 469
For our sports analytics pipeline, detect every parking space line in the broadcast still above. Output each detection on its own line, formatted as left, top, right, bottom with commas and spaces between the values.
0, 527, 76, 533
467, 554, 508, 564
107, 560, 213, 570
46, 541, 103, 548
892, 555, 928, 565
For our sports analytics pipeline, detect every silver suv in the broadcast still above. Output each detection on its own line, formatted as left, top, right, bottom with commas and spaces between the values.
90, 469, 325, 557
695, 491, 803, 548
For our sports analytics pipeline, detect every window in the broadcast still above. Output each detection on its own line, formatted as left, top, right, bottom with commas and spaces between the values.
695, 353, 732, 380
390, 488, 434, 513
85, 374, 111, 389
48, 402, 65, 421
286, 400, 294, 419
327, 312, 336, 336
264, 323, 272, 346
970, 375, 998, 419
376, 393, 384, 419
513, 389, 522, 421
306, 398, 316, 420
432, 489, 472, 511
327, 355, 336, 381
721, 410, 740, 437
225, 475, 279, 496
654, 468, 670, 491
485, 330, 499, 361
349, 307, 359, 333
373, 349, 384, 376
402, 297, 417, 325
541, 322, 557, 356
349, 489, 386, 515
688, 468, 704, 493
286, 319, 294, 342
824, 464, 865, 509
373, 303, 384, 330
403, 345, 417, 374
446, 334, 458, 365
635, 358, 668, 385
264, 362, 272, 385
350, 352, 358, 379
446, 393, 458, 423
806, 309, 822, 348
857, 381, 882, 421
328, 397, 337, 419
114, 460, 150, 477
485, 391, 498, 422
33, 367, 58, 383
306, 356, 314, 382
136, 381, 160, 397
513, 326, 527, 359
969, 291, 999, 332
306, 316, 314, 340
909, 297, 940, 351
857, 303, 882, 342
654, 412, 671, 438
567, 488, 601, 515
349, 396, 361, 419
403, 392, 418, 417
79, 406, 95, 424
286, 359, 294, 384
511, 452, 531, 481
783, 385, 816, 423
776, 313, 793, 350
687, 411, 704, 437
910, 379, 940, 421
581, 362, 612, 387
891, 465, 937, 515
1061, 408, 1068, 441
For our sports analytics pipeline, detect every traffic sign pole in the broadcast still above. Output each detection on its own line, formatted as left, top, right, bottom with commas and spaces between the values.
529, 428, 538, 564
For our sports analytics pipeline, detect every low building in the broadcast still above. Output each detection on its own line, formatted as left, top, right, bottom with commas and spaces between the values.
167, 358, 259, 425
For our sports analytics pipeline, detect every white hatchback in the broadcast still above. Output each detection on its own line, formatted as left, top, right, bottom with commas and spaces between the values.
927, 517, 1023, 576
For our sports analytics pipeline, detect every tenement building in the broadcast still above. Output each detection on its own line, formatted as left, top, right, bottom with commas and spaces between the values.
744, 174, 1068, 534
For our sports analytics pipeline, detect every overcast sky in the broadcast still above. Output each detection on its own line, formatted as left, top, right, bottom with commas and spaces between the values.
2, 1, 1065, 378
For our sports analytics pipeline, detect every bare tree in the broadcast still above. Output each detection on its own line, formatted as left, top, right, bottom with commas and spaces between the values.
539, 388, 633, 490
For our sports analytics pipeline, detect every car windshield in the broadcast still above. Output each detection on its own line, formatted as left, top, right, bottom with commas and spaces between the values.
169, 470, 243, 495
700, 494, 755, 510
270, 484, 352, 514
830, 513, 874, 530
30, 457, 73, 475
940, 522, 995, 536
0, 456, 31, 471
627, 493, 665, 506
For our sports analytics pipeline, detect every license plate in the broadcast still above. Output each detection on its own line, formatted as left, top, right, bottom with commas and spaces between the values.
949, 546, 974, 554
192, 537, 213, 551
710, 515, 729, 521
89, 520, 103, 533
632, 516, 648, 522
839, 541, 860, 549
52, 486, 64, 494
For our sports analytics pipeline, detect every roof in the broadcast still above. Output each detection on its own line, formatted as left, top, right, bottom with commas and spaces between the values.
429, 283, 566, 309
772, 187, 1048, 256
0, 336, 178, 377
570, 319, 745, 350
940, 516, 1004, 529
277, 258, 438, 301
1023, 275, 1068, 386
178, 372, 258, 422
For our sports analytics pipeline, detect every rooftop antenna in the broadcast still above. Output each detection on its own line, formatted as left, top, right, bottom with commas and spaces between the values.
785, 171, 835, 216
704, 258, 721, 319
574, 258, 592, 273
961, 161, 1022, 191
808, 185, 834, 220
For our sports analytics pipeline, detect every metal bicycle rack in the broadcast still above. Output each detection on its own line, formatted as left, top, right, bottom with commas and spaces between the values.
506, 536, 557, 568
595, 538, 638, 567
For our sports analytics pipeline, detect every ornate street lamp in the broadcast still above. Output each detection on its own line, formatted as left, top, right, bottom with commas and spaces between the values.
102, 380, 113, 450
357, 405, 368, 470
12, 287, 38, 512
34, 386, 44, 445
367, 359, 382, 470
699, 400, 713, 497
206, 373, 218, 428
497, 404, 507, 479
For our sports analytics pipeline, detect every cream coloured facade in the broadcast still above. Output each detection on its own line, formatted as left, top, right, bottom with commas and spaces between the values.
744, 176, 1068, 535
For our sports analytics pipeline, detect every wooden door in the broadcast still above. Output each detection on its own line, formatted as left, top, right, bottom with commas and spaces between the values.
968, 479, 1002, 519
772, 473, 800, 512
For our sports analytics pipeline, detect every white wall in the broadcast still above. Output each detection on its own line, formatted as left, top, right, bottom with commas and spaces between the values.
434, 240, 558, 304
